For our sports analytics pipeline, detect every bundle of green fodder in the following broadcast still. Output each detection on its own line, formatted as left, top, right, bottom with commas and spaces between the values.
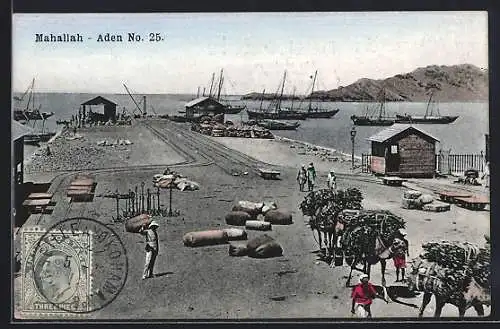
299, 188, 363, 230
408, 239, 490, 296
470, 236, 491, 289
341, 210, 406, 258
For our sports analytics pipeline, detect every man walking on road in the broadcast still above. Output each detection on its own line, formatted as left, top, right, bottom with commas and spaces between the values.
139, 220, 160, 279
327, 169, 337, 191
307, 162, 316, 192
351, 274, 388, 318
296, 164, 307, 192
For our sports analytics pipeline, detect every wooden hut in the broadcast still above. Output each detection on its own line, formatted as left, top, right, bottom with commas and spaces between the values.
367, 124, 439, 178
81, 96, 117, 123
185, 96, 225, 120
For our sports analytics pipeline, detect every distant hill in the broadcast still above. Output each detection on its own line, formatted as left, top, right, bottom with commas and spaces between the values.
242, 64, 488, 102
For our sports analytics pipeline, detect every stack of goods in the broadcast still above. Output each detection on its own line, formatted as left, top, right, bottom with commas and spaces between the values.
407, 239, 490, 296
66, 175, 97, 202
401, 190, 450, 212
340, 210, 406, 261
191, 121, 274, 139
152, 172, 200, 191
401, 190, 422, 209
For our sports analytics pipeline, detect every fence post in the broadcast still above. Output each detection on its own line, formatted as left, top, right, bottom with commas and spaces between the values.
147, 188, 151, 213
479, 150, 484, 172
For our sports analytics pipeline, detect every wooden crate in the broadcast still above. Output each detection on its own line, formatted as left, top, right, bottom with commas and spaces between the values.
258, 169, 280, 180
454, 196, 489, 211
27, 192, 54, 200
437, 191, 472, 203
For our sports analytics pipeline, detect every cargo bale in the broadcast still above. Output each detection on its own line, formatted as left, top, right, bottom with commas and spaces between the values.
229, 242, 249, 256
245, 220, 272, 231
247, 234, 275, 250
248, 241, 283, 258
262, 201, 278, 214
418, 194, 435, 205
222, 228, 247, 241
422, 201, 451, 212
232, 205, 261, 219
401, 197, 422, 210
403, 190, 422, 199
183, 230, 229, 247
125, 214, 152, 233
225, 211, 251, 226
264, 209, 293, 225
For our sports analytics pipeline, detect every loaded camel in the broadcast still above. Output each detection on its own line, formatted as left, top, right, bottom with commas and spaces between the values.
339, 210, 407, 287
299, 188, 363, 260
407, 239, 491, 317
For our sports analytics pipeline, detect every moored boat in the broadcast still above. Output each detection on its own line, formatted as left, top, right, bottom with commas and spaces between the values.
248, 71, 308, 121
394, 90, 459, 124
256, 120, 300, 130
351, 88, 395, 126
303, 70, 340, 119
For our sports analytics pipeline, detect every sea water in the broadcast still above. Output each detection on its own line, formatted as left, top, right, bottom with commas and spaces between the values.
15, 93, 488, 159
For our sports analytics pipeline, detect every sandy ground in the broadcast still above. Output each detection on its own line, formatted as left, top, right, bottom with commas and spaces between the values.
24, 124, 186, 177
210, 136, 360, 175
14, 119, 490, 320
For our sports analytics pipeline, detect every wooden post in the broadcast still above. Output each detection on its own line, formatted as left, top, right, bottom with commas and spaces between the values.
135, 186, 138, 214
147, 188, 151, 212
115, 189, 120, 221
169, 183, 173, 216
157, 186, 160, 211
141, 182, 145, 213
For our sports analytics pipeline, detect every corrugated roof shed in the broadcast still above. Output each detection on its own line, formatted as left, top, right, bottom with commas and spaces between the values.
81, 96, 117, 106
367, 124, 440, 143
12, 120, 34, 141
185, 96, 210, 108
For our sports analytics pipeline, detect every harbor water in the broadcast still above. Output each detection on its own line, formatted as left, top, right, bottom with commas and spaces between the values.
15, 93, 488, 159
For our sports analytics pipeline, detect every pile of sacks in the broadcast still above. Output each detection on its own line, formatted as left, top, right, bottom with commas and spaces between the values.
153, 172, 200, 191
401, 190, 450, 212
225, 200, 293, 231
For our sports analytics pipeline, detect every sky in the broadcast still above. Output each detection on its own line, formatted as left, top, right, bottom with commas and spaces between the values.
12, 12, 488, 94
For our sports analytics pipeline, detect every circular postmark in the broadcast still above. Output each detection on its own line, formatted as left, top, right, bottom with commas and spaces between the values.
25, 217, 128, 314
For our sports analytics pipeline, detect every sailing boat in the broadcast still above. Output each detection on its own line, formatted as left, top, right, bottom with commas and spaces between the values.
14, 78, 54, 121
13, 78, 56, 144
394, 90, 459, 124
213, 69, 246, 114
350, 88, 395, 126
303, 70, 340, 119
247, 71, 308, 120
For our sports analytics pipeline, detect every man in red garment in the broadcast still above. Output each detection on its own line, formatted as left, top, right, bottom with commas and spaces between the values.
351, 274, 388, 318
391, 228, 409, 282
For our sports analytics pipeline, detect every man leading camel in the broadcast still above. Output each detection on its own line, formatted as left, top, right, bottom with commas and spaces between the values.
391, 229, 409, 282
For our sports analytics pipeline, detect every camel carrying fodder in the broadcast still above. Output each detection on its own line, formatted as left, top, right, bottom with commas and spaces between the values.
299, 188, 363, 259
340, 210, 406, 287
407, 238, 491, 317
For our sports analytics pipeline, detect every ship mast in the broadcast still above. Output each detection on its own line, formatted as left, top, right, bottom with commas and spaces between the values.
277, 70, 287, 113
291, 86, 296, 110
378, 88, 386, 120
309, 70, 318, 111
259, 89, 265, 110
217, 69, 224, 101
208, 72, 215, 97
425, 90, 434, 118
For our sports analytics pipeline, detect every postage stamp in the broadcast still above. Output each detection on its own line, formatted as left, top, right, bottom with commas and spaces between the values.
18, 217, 128, 318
